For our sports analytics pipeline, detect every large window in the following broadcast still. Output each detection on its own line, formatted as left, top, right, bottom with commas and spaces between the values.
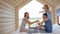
18, 0, 44, 29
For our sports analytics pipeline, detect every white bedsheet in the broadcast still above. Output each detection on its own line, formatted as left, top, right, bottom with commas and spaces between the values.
12, 24, 60, 34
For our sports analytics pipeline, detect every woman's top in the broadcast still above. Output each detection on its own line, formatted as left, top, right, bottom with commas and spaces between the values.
45, 10, 52, 20
20, 17, 26, 30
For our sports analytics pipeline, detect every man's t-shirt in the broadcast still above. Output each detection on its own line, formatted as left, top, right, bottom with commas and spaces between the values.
44, 19, 52, 33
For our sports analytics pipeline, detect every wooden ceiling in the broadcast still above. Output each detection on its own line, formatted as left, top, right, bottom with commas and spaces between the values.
38, 0, 60, 7
0, 0, 60, 8
0, 0, 31, 8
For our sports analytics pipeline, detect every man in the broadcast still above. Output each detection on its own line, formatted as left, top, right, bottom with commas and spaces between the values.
39, 13, 52, 33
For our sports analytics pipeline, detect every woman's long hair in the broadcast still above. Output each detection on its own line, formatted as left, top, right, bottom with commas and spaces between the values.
24, 12, 29, 18
44, 5, 49, 10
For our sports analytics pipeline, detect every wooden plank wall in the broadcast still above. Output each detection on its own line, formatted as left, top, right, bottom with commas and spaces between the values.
0, 0, 31, 34
0, 0, 15, 34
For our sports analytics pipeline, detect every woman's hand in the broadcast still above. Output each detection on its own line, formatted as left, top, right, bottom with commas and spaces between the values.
35, 20, 39, 22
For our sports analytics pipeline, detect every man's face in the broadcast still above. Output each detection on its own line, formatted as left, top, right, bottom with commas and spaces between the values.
43, 15, 46, 20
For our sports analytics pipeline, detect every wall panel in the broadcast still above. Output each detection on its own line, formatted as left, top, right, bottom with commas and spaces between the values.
0, 0, 31, 34
0, 0, 15, 34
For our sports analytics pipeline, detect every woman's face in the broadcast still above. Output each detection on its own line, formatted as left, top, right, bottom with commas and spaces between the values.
26, 13, 29, 18
43, 6, 47, 10
43, 5, 48, 11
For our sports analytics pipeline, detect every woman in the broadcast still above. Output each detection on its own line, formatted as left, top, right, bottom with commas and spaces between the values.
20, 12, 39, 32
39, 5, 52, 20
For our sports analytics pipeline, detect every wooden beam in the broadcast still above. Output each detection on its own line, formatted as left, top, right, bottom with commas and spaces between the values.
15, 0, 31, 30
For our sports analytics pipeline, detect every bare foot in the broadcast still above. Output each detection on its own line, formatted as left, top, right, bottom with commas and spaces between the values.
20, 30, 25, 32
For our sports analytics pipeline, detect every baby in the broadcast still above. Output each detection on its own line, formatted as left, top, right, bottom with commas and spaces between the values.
38, 22, 45, 30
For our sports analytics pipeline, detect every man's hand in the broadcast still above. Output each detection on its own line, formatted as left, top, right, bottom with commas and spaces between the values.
38, 23, 44, 30
40, 23, 43, 25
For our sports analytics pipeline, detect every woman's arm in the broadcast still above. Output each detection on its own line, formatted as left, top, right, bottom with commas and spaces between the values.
39, 11, 44, 13
24, 18, 38, 25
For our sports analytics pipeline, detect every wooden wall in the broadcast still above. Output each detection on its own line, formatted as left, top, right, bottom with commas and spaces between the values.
0, 0, 15, 34
0, 0, 31, 34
